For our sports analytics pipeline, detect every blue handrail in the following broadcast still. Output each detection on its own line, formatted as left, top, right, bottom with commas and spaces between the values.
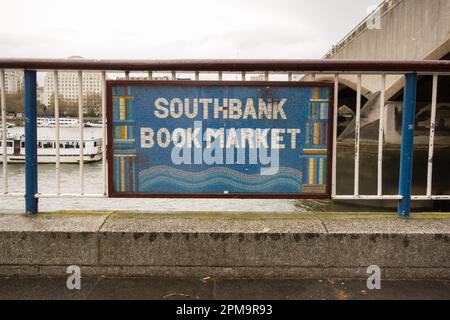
397, 73, 417, 217
24, 70, 38, 214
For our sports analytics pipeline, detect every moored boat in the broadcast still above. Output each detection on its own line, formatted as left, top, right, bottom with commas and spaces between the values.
84, 121, 103, 128
0, 122, 15, 128
0, 131, 102, 163
36, 117, 80, 128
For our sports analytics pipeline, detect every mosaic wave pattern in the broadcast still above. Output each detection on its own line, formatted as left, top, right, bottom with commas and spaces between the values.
138, 166, 302, 193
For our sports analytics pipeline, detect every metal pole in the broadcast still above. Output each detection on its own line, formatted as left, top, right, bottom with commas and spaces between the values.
354, 74, 362, 196
398, 73, 417, 217
377, 74, 386, 196
0, 69, 8, 194
101, 71, 107, 195
332, 74, 339, 198
24, 70, 38, 214
78, 71, 84, 195
54, 71, 60, 194
426, 74, 438, 198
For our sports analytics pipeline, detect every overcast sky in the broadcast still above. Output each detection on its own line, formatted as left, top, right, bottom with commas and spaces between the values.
0, 0, 383, 59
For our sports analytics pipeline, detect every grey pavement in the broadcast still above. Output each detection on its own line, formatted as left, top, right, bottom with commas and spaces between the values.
0, 276, 449, 300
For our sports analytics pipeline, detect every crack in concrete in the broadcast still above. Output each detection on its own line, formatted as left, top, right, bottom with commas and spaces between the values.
96, 212, 114, 266
318, 215, 330, 234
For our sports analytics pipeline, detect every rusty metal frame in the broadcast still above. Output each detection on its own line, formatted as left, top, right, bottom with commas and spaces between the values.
1, 58, 450, 72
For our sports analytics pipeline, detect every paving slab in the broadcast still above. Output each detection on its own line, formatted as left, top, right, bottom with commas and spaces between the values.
89, 277, 215, 300
322, 216, 450, 234
0, 212, 110, 265
0, 276, 99, 300
0, 212, 111, 232
0, 276, 448, 300
100, 212, 326, 233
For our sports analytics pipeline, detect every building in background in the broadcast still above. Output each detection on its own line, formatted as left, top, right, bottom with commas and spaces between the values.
250, 75, 266, 81
3, 71, 23, 94
42, 56, 102, 108
43, 70, 102, 107
117, 76, 170, 81
36, 87, 44, 105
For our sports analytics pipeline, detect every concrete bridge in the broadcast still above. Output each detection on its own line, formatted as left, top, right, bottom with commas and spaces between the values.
316, 0, 450, 143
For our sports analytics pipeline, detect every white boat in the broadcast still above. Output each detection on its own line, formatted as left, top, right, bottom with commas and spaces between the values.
0, 122, 15, 128
85, 121, 103, 128
37, 117, 80, 128
0, 132, 103, 163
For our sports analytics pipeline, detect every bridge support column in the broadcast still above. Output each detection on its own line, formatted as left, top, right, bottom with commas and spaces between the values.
24, 70, 38, 214
398, 73, 417, 217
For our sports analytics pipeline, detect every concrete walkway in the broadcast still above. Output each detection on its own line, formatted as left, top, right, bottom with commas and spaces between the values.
0, 211, 449, 279
0, 276, 449, 300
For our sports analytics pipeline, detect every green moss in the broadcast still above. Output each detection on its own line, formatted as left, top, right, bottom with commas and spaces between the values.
36, 210, 113, 217
19, 210, 450, 220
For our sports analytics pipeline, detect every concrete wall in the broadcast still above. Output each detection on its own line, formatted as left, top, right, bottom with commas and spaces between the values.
0, 212, 449, 280
322, 0, 450, 99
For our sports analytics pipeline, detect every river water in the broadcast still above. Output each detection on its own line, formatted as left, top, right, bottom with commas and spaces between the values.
1, 127, 449, 213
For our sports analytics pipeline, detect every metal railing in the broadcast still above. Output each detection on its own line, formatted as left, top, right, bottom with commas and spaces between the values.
0, 58, 450, 216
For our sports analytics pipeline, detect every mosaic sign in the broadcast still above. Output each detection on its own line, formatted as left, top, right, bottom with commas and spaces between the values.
107, 81, 333, 198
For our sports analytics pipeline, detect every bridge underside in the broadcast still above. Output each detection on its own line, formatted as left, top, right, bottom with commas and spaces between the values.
321, 0, 450, 139
330, 52, 450, 141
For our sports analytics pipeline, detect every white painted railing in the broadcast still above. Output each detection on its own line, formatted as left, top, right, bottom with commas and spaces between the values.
0, 59, 449, 214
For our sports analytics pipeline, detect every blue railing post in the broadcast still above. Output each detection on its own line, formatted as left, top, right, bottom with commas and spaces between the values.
398, 73, 417, 217
24, 70, 38, 214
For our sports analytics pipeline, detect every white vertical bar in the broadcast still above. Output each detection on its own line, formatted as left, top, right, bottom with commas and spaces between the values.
0, 69, 7, 193
195, 71, 199, 81
288, 72, 293, 82
264, 71, 269, 81
171, 71, 176, 80
377, 74, 386, 196
147, 71, 153, 80
101, 71, 107, 195
78, 71, 84, 195
332, 74, 338, 198
218, 71, 223, 81
426, 74, 438, 198
54, 71, 61, 194
241, 71, 246, 81
354, 74, 362, 196
125, 71, 130, 80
